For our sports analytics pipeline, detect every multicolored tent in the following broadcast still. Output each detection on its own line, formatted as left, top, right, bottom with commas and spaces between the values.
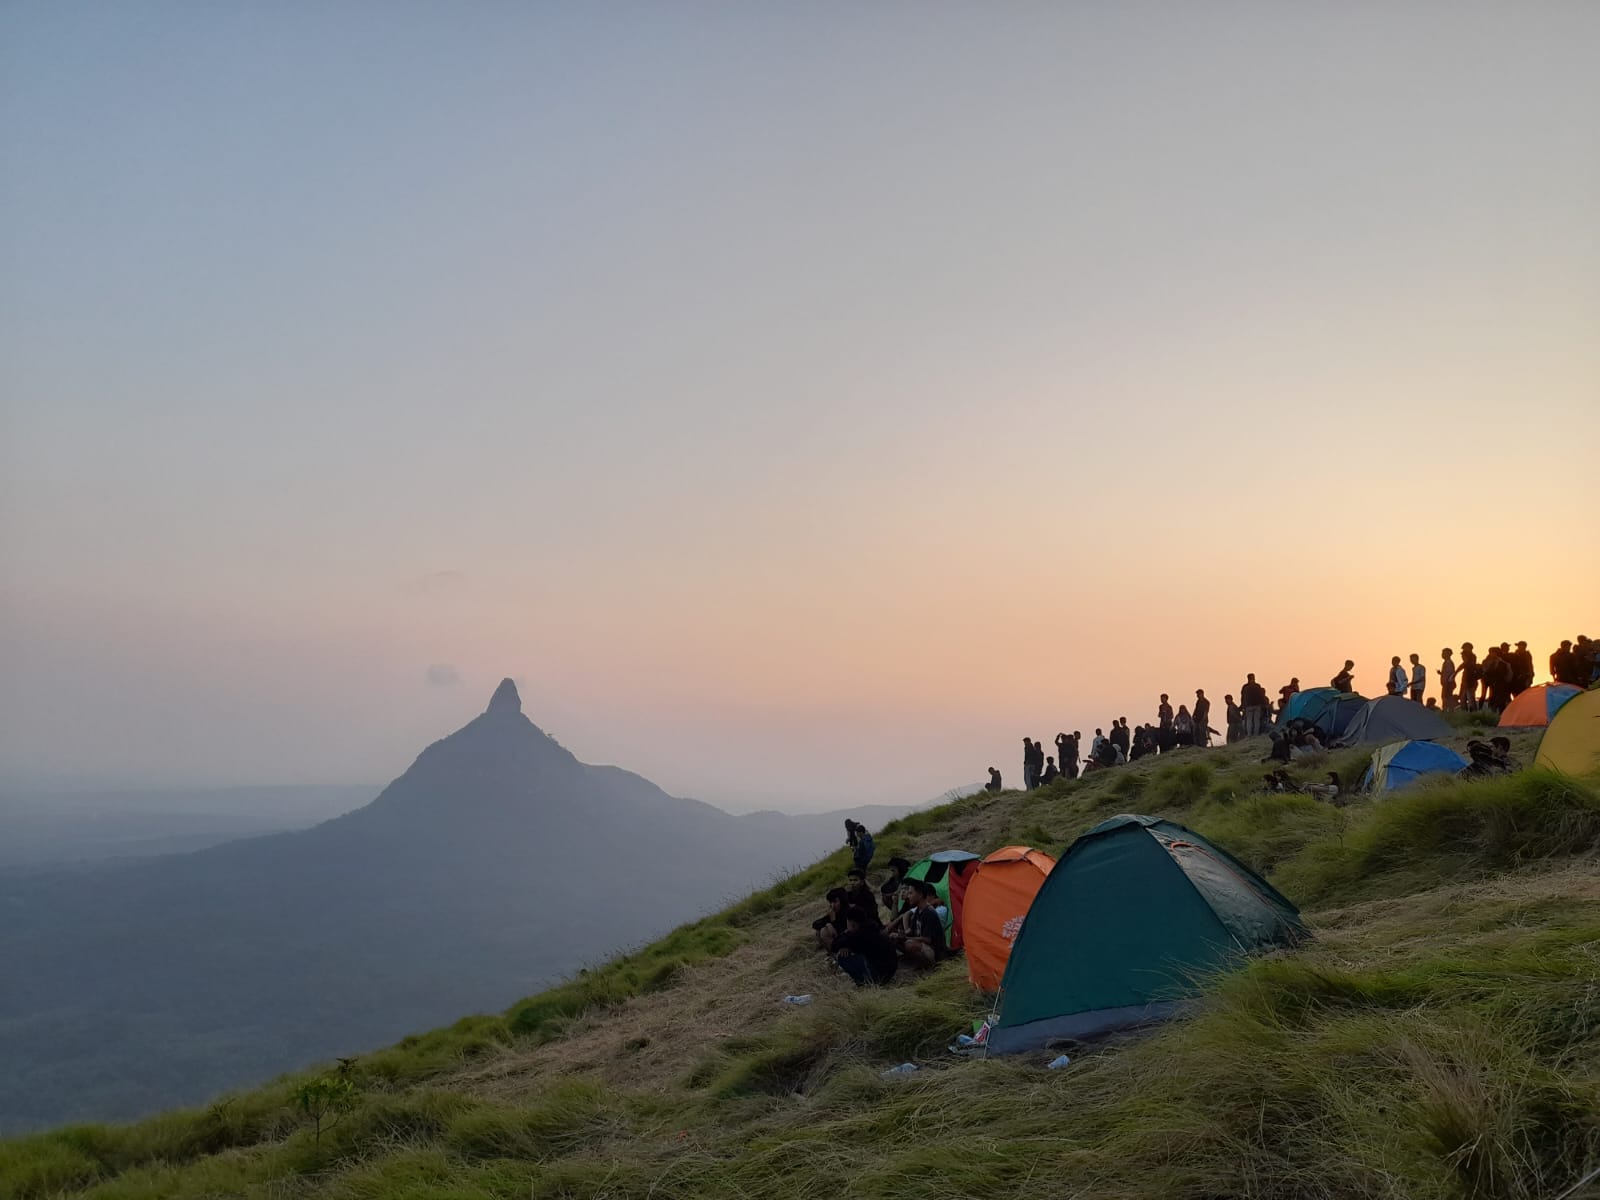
905, 850, 980, 946
1535, 688, 1600, 777
1362, 740, 1469, 792
988, 815, 1307, 1054
1498, 683, 1583, 728
1335, 695, 1452, 745
962, 846, 1056, 992
1280, 688, 1368, 737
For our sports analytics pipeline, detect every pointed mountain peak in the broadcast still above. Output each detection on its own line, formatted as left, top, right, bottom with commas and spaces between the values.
486, 678, 522, 716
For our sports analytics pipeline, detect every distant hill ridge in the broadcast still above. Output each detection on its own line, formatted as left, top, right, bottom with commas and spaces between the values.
0, 679, 903, 1132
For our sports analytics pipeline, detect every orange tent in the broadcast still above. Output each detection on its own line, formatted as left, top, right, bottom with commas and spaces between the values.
1498, 683, 1583, 728
963, 846, 1056, 992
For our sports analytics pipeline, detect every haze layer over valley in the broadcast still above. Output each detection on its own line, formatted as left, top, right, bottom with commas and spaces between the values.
0, 681, 898, 1132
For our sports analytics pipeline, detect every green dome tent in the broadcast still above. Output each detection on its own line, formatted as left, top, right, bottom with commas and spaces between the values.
987, 815, 1307, 1054
904, 850, 979, 945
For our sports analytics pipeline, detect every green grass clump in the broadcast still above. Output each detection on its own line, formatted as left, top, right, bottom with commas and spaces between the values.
1145, 761, 1213, 808
6, 728, 1597, 1200
1278, 769, 1600, 903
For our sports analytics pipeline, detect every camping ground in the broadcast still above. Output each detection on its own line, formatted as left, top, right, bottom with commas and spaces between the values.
3, 718, 1598, 1200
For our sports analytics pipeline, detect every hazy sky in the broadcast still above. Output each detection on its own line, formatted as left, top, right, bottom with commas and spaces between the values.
3, 3, 1597, 811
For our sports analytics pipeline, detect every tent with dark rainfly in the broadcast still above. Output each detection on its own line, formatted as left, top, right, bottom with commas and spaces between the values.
1335, 695, 1452, 745
1498, 684, 1583, 729
1280, 688, 1368, 738
987, 815, 1307, 1054
1363, 740, 1469, 792
1535, 687, 1600, 777
962, 846, 1056, 992
904, 850, 980, 947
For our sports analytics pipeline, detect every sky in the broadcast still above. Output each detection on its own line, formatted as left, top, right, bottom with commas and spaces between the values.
2, 2, 1597, 812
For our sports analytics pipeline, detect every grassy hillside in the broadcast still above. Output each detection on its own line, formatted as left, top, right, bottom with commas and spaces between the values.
4, 728, 1598, 1200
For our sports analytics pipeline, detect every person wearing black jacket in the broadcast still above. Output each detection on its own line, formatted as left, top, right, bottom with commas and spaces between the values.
834, 907, 898, 987
811, 888, 848, 952
1239, 674, 1270, 737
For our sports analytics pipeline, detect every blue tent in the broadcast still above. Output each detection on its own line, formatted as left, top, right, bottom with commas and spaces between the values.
1362, 740, 1469, 792
1280, 688, 1368, 737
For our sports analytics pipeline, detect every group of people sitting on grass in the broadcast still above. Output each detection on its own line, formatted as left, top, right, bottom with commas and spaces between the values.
995, 634, 1594, 790
811, 854, 948, 987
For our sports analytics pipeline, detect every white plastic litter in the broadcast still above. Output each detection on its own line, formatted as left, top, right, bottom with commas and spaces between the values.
1047, 1054, 1071, 1070
781, 995, 813, 1005
881, 1062, 919, 1078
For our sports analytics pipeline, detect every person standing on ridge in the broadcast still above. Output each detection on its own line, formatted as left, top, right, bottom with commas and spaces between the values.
1510, 641, 1535, 695
1021, 738, 1036, 790
1239, 674, 1270, 737
1409, 654, 1427, 703
1111, 718, 1131, 758
845, 820, 876, 871
1156, 695, 1175, 753
1459, 643, 1480, 710
1483, 648, 1514, 711
1224, 694, 1243, 743
1331, 661, 1356, 693
1054, 732, 1074, 780
1439, 648, 1458, 711
1551, 640, 1575, 686
1193, 689, 1212, 748
1388, 657, 1408, 697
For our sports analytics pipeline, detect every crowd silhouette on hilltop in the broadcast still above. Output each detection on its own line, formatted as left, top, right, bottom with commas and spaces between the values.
987, 633, 1599, 789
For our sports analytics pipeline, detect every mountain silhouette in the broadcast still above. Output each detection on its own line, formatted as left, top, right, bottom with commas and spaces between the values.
0, 681, 893, 1131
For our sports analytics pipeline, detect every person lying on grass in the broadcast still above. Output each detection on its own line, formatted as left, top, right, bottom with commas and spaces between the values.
833, 905, 898, 987
812, 887, 848, 952
889, 879, 947, 969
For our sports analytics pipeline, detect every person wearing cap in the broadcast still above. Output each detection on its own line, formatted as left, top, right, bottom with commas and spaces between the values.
1509, 641, 1534, 696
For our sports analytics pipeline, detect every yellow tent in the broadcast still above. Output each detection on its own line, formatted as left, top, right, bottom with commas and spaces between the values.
1534, 688, 1600, 777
